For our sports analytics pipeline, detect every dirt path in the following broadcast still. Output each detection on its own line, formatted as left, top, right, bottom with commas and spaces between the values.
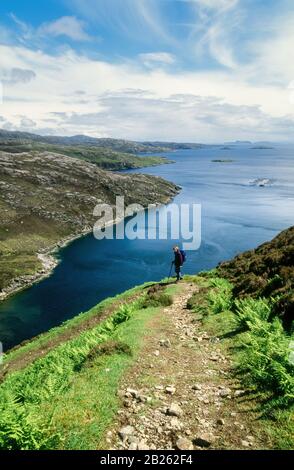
106, 281, 269, 451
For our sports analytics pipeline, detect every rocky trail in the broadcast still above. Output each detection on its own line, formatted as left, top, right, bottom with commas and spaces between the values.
106, 281, 269, 451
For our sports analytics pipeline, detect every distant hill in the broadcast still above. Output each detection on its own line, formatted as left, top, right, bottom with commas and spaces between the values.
0, 129, 205, 154
0, 139, 173, 171
224, 140, 253, 145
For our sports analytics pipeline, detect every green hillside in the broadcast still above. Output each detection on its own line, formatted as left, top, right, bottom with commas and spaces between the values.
0, 140, 172, 171
218, 226, 294, 329
0, 238, 293, 450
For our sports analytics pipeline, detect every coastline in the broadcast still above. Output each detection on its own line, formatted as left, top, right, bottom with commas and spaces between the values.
0, 195, 180, 303
0, 228, 92, 302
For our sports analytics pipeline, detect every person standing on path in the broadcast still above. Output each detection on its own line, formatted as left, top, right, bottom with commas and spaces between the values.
172, 246, 183, 281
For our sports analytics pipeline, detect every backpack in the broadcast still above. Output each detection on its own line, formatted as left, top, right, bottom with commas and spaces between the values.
180, 250, 187, 263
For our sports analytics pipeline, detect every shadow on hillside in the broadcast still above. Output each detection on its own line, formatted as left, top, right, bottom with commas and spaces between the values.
219, 326, 245, 339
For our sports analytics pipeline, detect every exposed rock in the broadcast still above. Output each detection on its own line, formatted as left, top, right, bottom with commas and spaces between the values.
166, 403, 183, 417
155, 385, 164, 391
192, 384, 202, 391
219, 388, 231, 398
234, 390, 245, 397
129, 436, 139, 445
129, 443, 138, 450
241, 440, 250, 448
126, 388, 139, 398
176, 438, 194, 451
118, 425, 135, 441
169, 418, 183, 431
138, 440, 149, 450
165, 386, 176, 395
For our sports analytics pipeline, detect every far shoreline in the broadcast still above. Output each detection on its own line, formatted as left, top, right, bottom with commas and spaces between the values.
0, 193, 180, 303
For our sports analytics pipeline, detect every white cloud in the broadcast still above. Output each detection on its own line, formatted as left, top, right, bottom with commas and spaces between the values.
247, 15, 294, 85
188, 0, 242, 69
196, 23, 237, 69
139, 52, 176, 67
38, 16, 90, 42
194, 0, 239, 11
19, 116, 37, 128
0, 43, 294, 142
47, 92, 294, 142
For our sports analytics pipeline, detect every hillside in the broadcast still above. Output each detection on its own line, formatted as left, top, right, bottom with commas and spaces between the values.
218, 226, 294, 328
0, 267, 293, 450
0, 150, 179, 297
0, 137, 173, 171
0, 129, 204, 155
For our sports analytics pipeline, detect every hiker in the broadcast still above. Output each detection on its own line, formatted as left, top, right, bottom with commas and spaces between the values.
172, 246, 184, 281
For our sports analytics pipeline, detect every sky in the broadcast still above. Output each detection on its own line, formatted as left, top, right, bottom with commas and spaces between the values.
0, 0, 294, 142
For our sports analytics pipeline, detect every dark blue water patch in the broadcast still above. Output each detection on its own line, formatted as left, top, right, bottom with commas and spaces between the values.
0, 145, 293, 351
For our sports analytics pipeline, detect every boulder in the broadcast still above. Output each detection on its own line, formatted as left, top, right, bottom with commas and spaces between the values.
176, 438, 194, 451
166, 403, 183, 417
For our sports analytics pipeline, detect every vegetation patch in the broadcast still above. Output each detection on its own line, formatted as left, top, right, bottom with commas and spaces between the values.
187, 274, 294, 448
140, 285, 173, 309
218, 226, 294, 329
84, 341, 132, 363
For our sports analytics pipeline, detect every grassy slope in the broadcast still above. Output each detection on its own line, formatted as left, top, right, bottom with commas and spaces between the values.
0, 141, 172, 170
0, 281, 175, 450
0, 276, 292, 450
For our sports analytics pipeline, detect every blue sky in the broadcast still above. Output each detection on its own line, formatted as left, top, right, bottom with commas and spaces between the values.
0, 0, 294, 141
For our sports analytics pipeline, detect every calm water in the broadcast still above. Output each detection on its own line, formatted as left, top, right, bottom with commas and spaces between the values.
1, 145, 294, 350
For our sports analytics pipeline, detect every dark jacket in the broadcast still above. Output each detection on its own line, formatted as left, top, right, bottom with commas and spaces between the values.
174, 251, 183, 268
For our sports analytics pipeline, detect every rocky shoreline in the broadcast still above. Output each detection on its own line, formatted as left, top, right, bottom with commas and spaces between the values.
0, 228, 91, 302
0, 197, 179, 302
0, 150, 180, 302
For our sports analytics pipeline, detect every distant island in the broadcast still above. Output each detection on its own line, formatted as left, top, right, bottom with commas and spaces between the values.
211, 159, 235, 163
224, 140, 252, 145
251, 146, 275, 150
